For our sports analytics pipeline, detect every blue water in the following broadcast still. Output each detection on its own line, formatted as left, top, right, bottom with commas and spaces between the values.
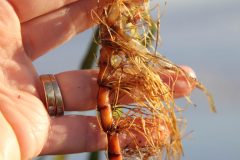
34, 0, 240, 159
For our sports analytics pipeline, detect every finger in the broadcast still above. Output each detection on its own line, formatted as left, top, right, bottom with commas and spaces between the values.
21, 0, 109, 60
55, 70, 98, 111
9, 0, 79, 23
160, 65, 197, 98
9, 0, 142, 23
20, 0, 143, 60
53, 67, 196, 111
40, 115, 169, 155
40, 115, 107, 155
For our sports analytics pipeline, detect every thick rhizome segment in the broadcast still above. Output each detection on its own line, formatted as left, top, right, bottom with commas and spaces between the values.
94, 0, 215, 159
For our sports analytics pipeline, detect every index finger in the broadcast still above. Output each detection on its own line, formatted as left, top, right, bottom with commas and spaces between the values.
9, 0, 112, 23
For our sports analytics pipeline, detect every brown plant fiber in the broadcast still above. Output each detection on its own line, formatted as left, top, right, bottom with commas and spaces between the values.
95, 0, 216, 159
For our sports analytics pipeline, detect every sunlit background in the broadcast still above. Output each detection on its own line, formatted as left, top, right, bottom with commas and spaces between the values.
34, 0, 240, 159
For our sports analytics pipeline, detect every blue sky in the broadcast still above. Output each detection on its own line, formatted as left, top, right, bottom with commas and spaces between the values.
34, 0, 240, 159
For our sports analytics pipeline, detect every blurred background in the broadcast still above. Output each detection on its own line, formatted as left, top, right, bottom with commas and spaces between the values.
34, 0, 240, 159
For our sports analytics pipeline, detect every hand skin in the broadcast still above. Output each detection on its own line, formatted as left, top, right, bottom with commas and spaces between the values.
0, 1, 196, 159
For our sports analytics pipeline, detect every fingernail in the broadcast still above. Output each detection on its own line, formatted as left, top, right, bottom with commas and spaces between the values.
179, 65, 197, 79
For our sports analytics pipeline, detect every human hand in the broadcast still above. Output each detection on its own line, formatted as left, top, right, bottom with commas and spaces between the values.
0, 1, 196, 159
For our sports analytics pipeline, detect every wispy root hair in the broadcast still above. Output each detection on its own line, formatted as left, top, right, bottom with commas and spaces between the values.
94, 0, 216, 159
